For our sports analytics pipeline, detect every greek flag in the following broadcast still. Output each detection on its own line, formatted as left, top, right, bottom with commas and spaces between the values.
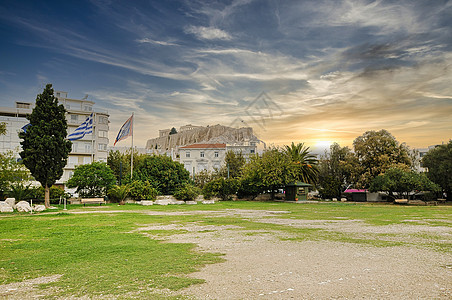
67, 113, 93, 141
114, 114, 133, 145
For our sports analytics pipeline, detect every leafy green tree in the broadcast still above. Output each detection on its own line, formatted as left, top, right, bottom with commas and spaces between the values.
353, 129, 412, 187
0, 151, 31, 199
67, 162, 116, 197
283, 142, 319, 184
241, 148, 298, 198
133, 155, 190, 195
203, 177, 239, 201
174, 183, 201, 201
422, 141, 452, 200
19, 84, 72, 207
107, 149, 148, 183
318, 143, 360, 199
218, 150, 246, 179
129, 180, 157, 200
194, 170, 217, 189
369, 167, 440, 201
169, 127, 178, 135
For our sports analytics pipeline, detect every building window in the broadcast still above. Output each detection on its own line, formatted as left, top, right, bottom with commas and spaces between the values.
71, 114, 78, 122
56, 92, 60, 97
71, 142, 78, 152
250, 149, 255, 154
98, 116, 108, 124
200, 151, 205, 158
98, 130, 108, 138
214, 151, 219, 158
186, 151, 190, 158
98, 143, 107, 151
84, 142, 92, 153
84, 105, 92, 111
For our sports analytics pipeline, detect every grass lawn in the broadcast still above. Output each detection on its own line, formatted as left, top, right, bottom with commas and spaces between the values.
0, 201, 450, 298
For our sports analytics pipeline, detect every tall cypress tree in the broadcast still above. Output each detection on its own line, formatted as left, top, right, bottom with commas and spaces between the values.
19, 84, 72, 208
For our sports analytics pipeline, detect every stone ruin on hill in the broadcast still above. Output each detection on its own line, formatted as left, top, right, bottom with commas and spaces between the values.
145, 124, 261, 151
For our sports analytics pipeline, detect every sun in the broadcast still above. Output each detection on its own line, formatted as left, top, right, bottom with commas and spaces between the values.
314, 140, 333, 149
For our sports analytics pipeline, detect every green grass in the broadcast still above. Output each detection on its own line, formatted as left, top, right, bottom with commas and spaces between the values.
0, 212, 223, 298
0, 201, 450, 298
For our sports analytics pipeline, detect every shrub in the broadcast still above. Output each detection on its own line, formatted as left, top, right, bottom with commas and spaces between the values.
108, 185, 131, 204
203, 178, 239, 201
173, 184, 201, 201
129, 180, 157, 200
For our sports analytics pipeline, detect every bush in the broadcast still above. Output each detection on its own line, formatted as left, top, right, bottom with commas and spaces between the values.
108, 184, 131, 204
203, 178, 239, 201
129, 180, 157, 200
173, 184, 201, 201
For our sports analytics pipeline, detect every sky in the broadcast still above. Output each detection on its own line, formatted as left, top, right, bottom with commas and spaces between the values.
1, 0, 451, 153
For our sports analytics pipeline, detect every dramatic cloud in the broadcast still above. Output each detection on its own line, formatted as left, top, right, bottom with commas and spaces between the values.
0, 0, 450, 149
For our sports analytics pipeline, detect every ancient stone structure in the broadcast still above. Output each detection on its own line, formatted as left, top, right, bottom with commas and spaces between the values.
146, 124, 260, 151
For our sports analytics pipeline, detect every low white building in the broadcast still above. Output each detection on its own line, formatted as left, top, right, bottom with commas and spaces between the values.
177, 142, 258, 175
179, 143, 227, 175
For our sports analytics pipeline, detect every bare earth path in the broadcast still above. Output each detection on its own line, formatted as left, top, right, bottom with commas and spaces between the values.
139, 209, 451, 299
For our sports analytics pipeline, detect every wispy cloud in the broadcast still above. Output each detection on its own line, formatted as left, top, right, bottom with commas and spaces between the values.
184, 26, 232, 40
136, 38, 178, 46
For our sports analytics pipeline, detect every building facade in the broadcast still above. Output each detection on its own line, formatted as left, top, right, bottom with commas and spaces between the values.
0, 91, 109, 187
177, 142, 258, 175
178, 143, 227, 175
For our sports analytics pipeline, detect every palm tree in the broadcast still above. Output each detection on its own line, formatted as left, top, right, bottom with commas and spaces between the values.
109, 184, 131, 205
283, 142, 319, 184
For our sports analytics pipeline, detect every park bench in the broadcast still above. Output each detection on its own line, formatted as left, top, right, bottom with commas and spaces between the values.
80, 198, 106, 206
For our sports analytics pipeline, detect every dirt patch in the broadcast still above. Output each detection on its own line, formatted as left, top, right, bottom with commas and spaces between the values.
137, 210, 452, 299
0, 275, 62, 299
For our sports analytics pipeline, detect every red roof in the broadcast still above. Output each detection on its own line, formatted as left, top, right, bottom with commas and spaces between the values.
180, 143, 226, 149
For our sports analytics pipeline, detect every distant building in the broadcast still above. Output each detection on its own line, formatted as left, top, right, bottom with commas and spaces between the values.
0, 91, 109, 188
179, 143, 227, 175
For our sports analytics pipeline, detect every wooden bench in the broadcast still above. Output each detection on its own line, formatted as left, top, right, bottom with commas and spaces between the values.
80, 198, 106, 206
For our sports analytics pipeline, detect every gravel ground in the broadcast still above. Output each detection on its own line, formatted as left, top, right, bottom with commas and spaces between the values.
1, 209, 451, 299
140, 209, 451, 299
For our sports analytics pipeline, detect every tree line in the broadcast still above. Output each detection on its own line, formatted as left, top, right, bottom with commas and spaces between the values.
1, 84, 451, 205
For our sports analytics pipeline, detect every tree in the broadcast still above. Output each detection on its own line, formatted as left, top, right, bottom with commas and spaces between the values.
422, 141, 452, 200
203, 177, 239, 201
67, 162, 116, 197
107, 149, 148, 184
133, 155, 190, 195
0, 151, 31, 199
283, 142, 319, 184
318, 143, 360, 199
353, 129, 412, 187
129, 180, 157, 200
218, 150, 246, 179
169, 127, 178, 135
19, 84, 72, 208
369, 166, 440, 201
240, 148, 298, 198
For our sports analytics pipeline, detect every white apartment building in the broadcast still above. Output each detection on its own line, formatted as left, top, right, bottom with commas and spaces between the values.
0, 91, 109, 187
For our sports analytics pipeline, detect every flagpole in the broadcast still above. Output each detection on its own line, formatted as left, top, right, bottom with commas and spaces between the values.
92, 112, 96, 162
130, 113, 134, 179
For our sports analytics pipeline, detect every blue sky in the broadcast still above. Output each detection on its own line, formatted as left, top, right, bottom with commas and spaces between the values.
1, 0, 451, 151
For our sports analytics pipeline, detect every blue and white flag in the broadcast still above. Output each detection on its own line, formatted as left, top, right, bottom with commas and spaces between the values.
67, 113, 93, 141
114, 114, 133, 145
21, 123, 31, 133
